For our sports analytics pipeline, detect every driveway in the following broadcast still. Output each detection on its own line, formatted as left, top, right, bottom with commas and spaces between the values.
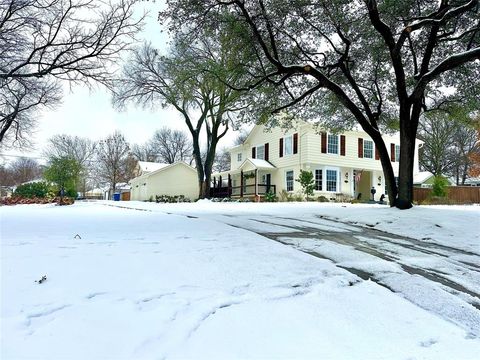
200, 212, 480, 338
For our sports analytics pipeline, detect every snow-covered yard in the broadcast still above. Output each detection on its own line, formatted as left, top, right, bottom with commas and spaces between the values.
1, 201, 479, 359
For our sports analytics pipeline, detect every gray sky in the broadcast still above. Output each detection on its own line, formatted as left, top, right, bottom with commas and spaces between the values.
1, 1, 240, 164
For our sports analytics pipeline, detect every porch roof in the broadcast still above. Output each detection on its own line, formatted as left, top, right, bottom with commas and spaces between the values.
234, 158, 276, 173
212, 158, 276, 179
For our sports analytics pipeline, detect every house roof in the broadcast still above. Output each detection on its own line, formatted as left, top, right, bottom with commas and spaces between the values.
413, 171, 434, 184
138, 161, 169, 173
129, 161, 197, 184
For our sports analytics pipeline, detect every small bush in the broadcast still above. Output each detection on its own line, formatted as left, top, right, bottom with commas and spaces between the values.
264, 190, 278, 202
296, 170, 314, 200
279, 190, 293, 202
293, 192, 304, 202
155, 194, 191, 203
431, 176, 449, 198
14, 182, 51, 198
317, 195, 330, 202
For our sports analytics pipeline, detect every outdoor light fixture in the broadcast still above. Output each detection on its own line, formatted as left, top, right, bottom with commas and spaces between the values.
344, 172, 349, 183
377, 176, 382, 186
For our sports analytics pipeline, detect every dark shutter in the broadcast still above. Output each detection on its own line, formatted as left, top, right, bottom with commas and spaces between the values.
358, 138, 364, 158
340, 135, 346, 156
293, 133, 298, 154
321, 132, 327, 153
279, 138, 284, 157
252, 147, 256, 159
264, 143, 269, 161
390, 143, 395, 162
375, 146, 380, 160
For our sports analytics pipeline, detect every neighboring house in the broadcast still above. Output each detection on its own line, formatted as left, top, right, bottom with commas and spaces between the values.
462, 177, 480, 187
212, 121, 422, 202
129, 162, 198, 201
84, 187, 107, 200
413, 172, 455, 188
413, 171, 436, 188
133, 161, 170, 177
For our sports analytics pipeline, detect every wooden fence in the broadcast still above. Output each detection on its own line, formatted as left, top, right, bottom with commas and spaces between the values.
413, 186, 480, 204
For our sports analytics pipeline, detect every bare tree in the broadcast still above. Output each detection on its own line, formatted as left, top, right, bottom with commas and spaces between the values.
114, 36, 246, 198
0, 0, 143, 146
150, 128, 193, 164
419, 111, 480, 184
6, 157, 42, 185
212, 147, 231, 173
418, 113, 459, 177
233, 129, 249, 146
130, 143, 158, 162
0, 78, 61, 147
43, 134, 97, 194
450, 119, 480, 184
43, 135, 97, 166
95, 132, 131, 198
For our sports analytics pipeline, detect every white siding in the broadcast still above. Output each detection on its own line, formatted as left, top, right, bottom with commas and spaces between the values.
130, 163, 198, 201
227, 122, 420, 198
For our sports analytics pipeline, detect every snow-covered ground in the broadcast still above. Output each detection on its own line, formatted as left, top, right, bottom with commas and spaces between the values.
1, 201, 479, 359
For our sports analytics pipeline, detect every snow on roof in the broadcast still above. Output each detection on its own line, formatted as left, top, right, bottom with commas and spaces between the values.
248, 158, 275, 169
138, 161, 169, 173
413, 171, 434, 184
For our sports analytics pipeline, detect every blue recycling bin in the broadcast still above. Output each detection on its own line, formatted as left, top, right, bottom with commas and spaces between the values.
113, 193, 121, 201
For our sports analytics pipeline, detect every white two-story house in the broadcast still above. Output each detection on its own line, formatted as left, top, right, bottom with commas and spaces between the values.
211, 121, 421, 201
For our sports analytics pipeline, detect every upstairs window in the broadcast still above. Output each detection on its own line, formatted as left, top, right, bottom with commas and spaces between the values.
237, 153, 242, 162
256, 145, 265, 160
395, 145, 400, 162
284, 135, 293, 156
327, 134, 339, 154
363, 140, 374, 159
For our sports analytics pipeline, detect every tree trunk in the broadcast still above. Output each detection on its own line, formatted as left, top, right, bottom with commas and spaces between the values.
371, 133, 397, 206
396, 119, 418, 209
191, 137, 207, 199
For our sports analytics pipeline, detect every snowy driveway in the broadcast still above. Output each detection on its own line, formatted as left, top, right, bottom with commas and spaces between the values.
1, 201, 480, 359
204, 212, 480, 337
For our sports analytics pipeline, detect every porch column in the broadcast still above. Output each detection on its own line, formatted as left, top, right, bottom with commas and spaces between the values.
213, 176, 217, 189
255, 169, 258, 196
228, 174, 232, 197
240, 170, 244, 197
218, 175, 222, 189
